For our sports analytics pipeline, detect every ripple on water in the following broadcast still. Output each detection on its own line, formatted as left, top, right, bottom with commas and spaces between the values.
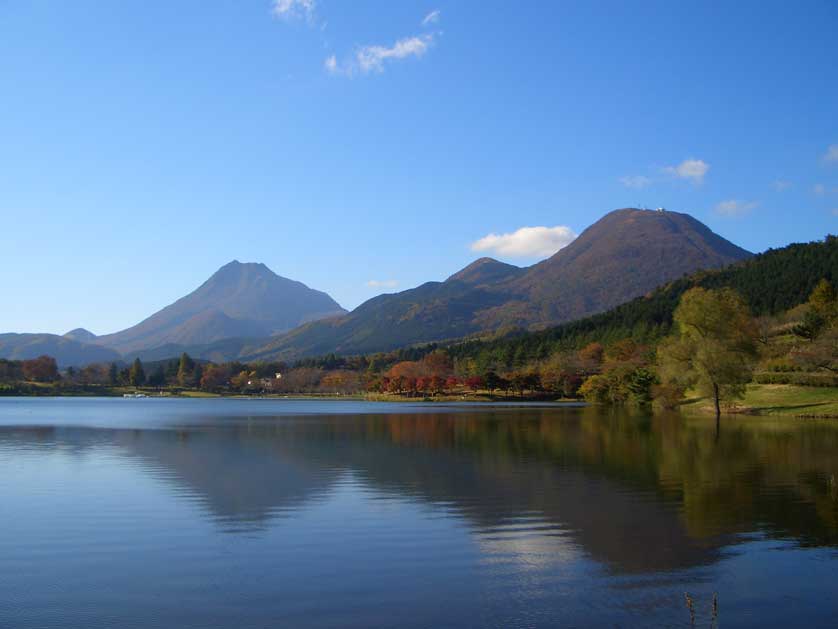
1, 400, 838, 628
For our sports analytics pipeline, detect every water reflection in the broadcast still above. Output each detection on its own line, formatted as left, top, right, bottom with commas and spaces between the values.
2, 404, 836, 574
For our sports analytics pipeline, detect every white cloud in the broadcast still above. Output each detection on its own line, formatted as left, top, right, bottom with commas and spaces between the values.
357, 34, 433, 73
832, 208, 838, 217
421, 9, 441, 25
272, 0, 316, 21
663, 159, 709, 184
714, 199, 759, 217
824, 144, 838, 163
814, 183, 826, 196
367, 279, 399, 289
327, 33, 435, 76
471, 225, 577, 259
771, 179, 792, 191
619, 175, 652, 189
324, 55, 338, 74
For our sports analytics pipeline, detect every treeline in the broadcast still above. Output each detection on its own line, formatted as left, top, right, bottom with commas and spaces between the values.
0, 355, 59, 382
2, 353, 220, 392
3, 279, 836, 407
3, 237, 836, 408
24, 276, 831, 408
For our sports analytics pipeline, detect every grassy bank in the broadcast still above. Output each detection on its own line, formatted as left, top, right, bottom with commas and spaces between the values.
682, 384, 838, 418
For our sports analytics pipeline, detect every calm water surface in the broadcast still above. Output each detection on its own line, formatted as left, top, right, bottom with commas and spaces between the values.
1, 398, 837, 628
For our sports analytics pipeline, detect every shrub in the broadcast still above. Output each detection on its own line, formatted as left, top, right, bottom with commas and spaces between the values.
753, 372, 838, 387
760, 358, 801, 373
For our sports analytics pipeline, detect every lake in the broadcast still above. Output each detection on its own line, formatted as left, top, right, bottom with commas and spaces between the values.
1, 398, 836, 628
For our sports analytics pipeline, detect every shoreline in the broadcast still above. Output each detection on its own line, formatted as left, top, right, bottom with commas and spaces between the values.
2, 384, 835, 418
0, 389, 580, 405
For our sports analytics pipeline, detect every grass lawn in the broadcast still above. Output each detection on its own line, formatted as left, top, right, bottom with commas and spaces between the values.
682, 384, 838, 417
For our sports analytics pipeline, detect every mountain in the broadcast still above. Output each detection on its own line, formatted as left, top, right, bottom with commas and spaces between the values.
244, 209, 752, 361
491, 207, 753, 327
447, 234, 838, 368
63, 328, 98, 343
95, 261, 346, 355
446, 258, 525, 285
0, 333, 121, 367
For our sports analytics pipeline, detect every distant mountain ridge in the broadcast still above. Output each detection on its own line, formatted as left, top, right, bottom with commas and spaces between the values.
0, 209, 755, 366
0, 333, 120, 367
243, 209, 751, 361
95, 261, 346, 355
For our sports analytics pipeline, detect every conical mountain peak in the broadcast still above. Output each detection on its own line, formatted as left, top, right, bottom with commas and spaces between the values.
96, 262, 346, 354
62, 328, 98, 343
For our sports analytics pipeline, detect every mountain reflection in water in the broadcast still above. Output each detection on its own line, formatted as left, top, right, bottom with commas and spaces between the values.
1, 399, 836, 628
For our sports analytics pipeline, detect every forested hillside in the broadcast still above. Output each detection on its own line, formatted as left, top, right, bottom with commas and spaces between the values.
444, 235, 838, 370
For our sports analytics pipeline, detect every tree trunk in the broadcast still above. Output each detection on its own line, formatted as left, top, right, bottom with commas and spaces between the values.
712, 382, 721, 420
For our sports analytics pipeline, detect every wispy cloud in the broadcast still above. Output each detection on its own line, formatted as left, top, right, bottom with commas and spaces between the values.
272, 0, 316, 22
367, 279, 399, 289
771, 179, 792, 191
327, 33, 435, 76
358, 35, 432, 73
619, 175, 652, 189
824, 144, 838, 163
471, 225, 577, 259
663, 159, 709, 184
421, 9, 441, 25
832, 208, 838, 217
714, 199, 758, 217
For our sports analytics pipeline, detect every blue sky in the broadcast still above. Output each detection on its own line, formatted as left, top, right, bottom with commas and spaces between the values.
1, 0, 836, 335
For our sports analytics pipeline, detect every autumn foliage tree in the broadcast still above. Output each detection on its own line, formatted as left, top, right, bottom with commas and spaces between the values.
319, 370, 361, 394
657, 287, 758, 417
200, 364, 231, 392
578, 339, 655, 405
790, 280, 838, 374
464, 375, 485, 392
791, 328, 838, 373
22, 356, 59, 382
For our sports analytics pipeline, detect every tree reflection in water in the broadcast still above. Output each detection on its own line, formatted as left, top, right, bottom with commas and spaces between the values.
3, 404, 836, 575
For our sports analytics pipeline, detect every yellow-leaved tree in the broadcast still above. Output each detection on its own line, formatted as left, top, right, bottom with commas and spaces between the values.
657, 287, 759, 418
